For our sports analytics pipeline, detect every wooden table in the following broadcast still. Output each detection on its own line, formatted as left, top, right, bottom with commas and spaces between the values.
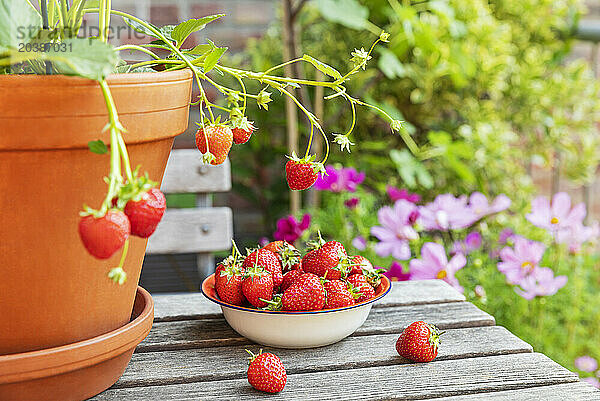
93, 280, 600, 400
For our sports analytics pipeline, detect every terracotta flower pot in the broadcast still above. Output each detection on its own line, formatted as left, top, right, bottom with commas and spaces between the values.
0, 69, 193, 354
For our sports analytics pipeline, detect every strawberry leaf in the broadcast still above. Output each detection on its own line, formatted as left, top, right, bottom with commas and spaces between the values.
302, 54, 342, 81
88, 139, 108, 154
171, 15, 224, 48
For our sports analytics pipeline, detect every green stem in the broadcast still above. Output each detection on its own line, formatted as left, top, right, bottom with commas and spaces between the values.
117, 239, 129, 268
116, 132, 134, 182
305, 123, 314, 159
261, 58, 303, 76
115, 44, 160, 60
128, 59, 182, 69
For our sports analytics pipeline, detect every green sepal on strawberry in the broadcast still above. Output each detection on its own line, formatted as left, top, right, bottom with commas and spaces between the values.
78, 210, 130, 259
243, 248, 284, 288
285, 152, 325, 191
242, 266, 274, 308
347, 273, 376, 302
396, 321, 443, 363
215, 261, 246, 306
246, 349, 287, 393
231, 116, 255, 145
262, 240, 302, 272
323, 279, 356, 309
302, 233, 348, 280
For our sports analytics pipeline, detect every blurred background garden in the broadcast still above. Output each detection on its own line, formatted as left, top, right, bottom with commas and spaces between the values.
109, 0, 600, 385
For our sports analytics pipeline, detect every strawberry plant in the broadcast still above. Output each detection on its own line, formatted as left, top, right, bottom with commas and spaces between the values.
1, 0, 416, 284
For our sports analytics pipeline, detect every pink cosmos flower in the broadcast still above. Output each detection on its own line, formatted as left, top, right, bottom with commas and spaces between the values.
556, 221, 599, 254
468, 192, 511, 218
452, 231, 482, 255
386, 186, 421, 203
575, 356, 599, 372
351, 236, 367, 251
526, 192, 586, 232
370, 200, 419, 260
514, 267, 568, 300
418, 194, 478, 231
499, 228, 515, 244
273, 214, 310, 244
409, 242, 466, 292
383, 261, 411, 281
497, 236, 545, 285
314, 165, 365, 192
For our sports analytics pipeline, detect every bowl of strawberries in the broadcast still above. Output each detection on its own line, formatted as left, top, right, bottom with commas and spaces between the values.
201, 236, 391, 349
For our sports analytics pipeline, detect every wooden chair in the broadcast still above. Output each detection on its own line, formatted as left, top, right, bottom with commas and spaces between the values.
144, 149, 233, 291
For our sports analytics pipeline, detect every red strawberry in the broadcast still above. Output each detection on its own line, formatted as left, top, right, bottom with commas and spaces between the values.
347, 274, 376, 302
348, 255, 374, 275
324, 280, 356, 309
262, 240, 302, 272
285, 153, 324, 191
281, 269, 304, 292
123, 188, 166, 238
215, 264, 246, 306
232, 117, 255, 145
302, 239, 348, 279
78, 210, 130, 259
246, 350, 286, 393
243, 249, 283, 288
242, 266, 274, 308
195, 124, 233, 165
281, 273, 326, 311
396, 321, 443, 363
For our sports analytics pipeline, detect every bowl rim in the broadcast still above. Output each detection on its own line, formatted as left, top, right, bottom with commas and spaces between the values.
201, 273, 391, 315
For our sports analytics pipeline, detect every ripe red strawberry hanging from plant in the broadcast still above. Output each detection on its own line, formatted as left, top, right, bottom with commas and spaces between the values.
396, 321, 443, 363
195, 122, 233, 165
78, 210, 130, 260
246, 349, 287, 393
231, 116, 256, 145
285, 152, 325, 191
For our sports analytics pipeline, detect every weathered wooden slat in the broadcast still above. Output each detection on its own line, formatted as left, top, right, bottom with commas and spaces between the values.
160, 149, 231, 193
138, 301, 494, 352
435, 382, 600, 400
152, 280, 465, 322
146, 208, 232, 254
93, 353, 578, 400
115, 326, 531, 388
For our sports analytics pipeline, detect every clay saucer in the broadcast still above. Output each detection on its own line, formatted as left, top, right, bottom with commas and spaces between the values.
0, 286, 154, 401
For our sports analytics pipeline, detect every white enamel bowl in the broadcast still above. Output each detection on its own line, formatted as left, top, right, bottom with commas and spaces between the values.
201, 274, 391, 349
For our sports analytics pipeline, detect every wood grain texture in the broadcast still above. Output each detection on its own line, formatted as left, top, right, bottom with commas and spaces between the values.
435, 382, 600, 400
93, 353, 578, 400
146, 208, 232, 254
138, 301, 493, 352
152, 280, 465, 322
115, 326, 531, 388
160, 149, 231, 193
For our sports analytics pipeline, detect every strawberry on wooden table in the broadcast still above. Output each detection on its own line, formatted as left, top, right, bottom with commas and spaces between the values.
396, 321, 443, 363
195, 124, 233, 165
78, 210, 130, 259
246, 349, 286, 393
285, 152, 324, 191
124, 187, 166, 238
242, 266, 274, 308
281, 273, 326, 311
243, 248, 284, 288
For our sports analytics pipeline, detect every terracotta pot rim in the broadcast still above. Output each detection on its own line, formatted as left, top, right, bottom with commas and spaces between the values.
0, 69, 193, 87
0, 286, 154, 384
